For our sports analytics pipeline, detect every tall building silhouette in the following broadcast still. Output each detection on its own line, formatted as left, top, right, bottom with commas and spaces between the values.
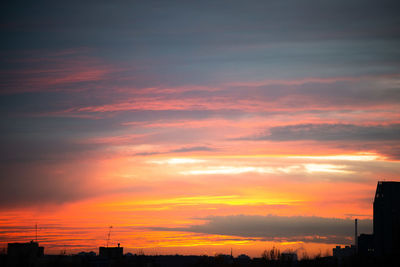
373, 181, 400, 257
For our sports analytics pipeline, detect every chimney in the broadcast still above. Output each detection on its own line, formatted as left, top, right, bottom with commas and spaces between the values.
354, 219, 358, 251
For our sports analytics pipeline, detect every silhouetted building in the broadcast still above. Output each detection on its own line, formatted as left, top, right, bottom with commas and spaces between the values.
373, 181, 400, 257
357, 233, 374, 256
7, 241, 44, 266
7, 241, 44, 258
333, 245, 356, 260
99, 243, 123, 259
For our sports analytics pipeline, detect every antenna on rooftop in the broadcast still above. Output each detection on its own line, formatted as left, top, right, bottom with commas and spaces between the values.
106, 226, 113, 247
35, 223, 38, 242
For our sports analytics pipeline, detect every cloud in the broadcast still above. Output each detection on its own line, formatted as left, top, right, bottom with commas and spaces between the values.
3, 0, 400, 92
152, 215, 372, 244
0, 49, 121, 95
47, 75, 400, 116
3, 0, 399, 47
0, 137, 101, 163
0, 161, 96, 208
171, 146, 214, 153
250, 123, 400, 142
134, 146, 215, 156
0, 160, 150, 209
233, 77, 400, 109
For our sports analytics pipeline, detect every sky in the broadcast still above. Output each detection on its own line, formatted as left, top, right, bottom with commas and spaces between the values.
1, 0, 400, 258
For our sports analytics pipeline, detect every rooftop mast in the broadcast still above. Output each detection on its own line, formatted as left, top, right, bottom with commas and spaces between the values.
106, 226, 113, 247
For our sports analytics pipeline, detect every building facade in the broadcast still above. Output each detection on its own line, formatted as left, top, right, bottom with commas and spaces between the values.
373, 181, 400, 257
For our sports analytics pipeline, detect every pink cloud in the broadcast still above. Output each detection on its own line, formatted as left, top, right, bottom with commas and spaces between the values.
0, 49, 123, 94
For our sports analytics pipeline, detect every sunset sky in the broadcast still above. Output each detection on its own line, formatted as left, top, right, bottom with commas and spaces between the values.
1, 0, 400, 258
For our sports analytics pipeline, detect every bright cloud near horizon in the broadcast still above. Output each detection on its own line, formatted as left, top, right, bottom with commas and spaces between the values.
1, 0, 400, 257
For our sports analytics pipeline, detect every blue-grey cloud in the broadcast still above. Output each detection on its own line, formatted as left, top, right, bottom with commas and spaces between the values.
225, 79, 400, 108
171, 146, 214, 153
2, 1, 399, 47
251, 124, 400, 142
1, 0, 400, 89
152, 214, 372, 244
134, 146, 215, 156
0, 161, 97, 208
0, 161, 150, 208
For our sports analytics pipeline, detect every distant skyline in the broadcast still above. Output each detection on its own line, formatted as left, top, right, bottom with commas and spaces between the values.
1, 0, 400, 257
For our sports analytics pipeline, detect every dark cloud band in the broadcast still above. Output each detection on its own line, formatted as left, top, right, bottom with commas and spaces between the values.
251, 123, 400, 142
151, 214, 372, 244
